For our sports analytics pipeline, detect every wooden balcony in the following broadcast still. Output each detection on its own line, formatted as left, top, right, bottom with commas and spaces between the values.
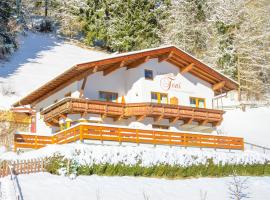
41, 98, 224, 127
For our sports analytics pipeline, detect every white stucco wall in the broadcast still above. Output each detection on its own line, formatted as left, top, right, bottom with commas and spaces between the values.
82, 58, 214, 107
34, 58, 215, 134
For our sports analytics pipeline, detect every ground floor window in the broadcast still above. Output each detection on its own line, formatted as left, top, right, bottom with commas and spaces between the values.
190, 97, 206, 108
99, 91, 118, 102
152, 124, 169, 130
151, 92, 168, 104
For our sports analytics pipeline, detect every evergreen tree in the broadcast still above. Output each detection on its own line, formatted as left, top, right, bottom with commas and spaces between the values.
0, 0, 19, 58
80, 0, 169, 52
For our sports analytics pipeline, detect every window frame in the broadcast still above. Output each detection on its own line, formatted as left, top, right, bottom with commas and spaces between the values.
144, 69, 153, 80
151, 92, 168, 104
99, 91, 118, 102
189, 97, 206, 108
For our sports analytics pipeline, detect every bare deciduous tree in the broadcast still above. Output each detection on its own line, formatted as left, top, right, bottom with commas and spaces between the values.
228, 172, 250, 200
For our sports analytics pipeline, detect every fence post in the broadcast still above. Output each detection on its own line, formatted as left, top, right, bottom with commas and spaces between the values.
35, 135, 38, 149
100, 127, 103, 145
153, 131, 156, 147
136, 129, 139, 146
79, 125, 83, 143
118, 128, 122, 145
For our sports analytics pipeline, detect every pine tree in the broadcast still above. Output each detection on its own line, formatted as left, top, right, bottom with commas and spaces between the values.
80, 0, 169, 52
0, 0, 19, 58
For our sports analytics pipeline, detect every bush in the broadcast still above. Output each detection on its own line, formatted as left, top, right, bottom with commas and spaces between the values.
44, 155, 270, 178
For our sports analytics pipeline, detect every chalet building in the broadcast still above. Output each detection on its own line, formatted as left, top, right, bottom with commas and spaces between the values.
13, 46, 244, 150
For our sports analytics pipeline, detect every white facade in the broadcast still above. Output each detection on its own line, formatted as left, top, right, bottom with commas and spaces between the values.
35, 59, 217, 134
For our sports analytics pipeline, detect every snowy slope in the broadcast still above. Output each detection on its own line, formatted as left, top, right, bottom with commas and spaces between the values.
0, 32, 108, 108
0, 172, 268, 200
220, 107, 270, 148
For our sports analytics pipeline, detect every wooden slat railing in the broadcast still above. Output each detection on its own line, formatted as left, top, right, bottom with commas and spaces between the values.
0, 159, 45, 177
41, 98, 224, 126
14, 124, 244, 151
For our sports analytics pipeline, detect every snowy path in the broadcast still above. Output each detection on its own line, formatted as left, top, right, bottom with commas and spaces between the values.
0, 177, 17, 200
15, 172, 270, 200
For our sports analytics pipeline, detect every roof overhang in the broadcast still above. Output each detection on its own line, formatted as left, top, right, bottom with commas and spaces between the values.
13, 45, 239, 107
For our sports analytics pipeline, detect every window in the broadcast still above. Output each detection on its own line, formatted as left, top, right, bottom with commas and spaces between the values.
190, 97, 206, 108
99, 91, 118, 102
152, 124, 169, 130
151, 92, 168, 104
144, 69, 153, 80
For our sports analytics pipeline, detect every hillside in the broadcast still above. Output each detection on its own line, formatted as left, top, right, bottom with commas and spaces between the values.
0, 32, 108, 109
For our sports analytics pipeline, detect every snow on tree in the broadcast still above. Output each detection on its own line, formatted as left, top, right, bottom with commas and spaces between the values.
0, 0, 20, 59
79, 0, 169, 52
161, 0, 270, 100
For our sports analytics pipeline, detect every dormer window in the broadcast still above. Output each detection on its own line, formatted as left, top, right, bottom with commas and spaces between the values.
144, 69, 153, 80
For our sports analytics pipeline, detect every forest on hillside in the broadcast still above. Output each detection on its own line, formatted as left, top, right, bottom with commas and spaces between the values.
0, 0, 269, 100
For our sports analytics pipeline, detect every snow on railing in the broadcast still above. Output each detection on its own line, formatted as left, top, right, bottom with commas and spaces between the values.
0, 159, 45, 178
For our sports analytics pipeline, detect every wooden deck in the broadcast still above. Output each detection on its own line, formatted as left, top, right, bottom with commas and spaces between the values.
41, 98, 224, 127
14, 124, 244, 151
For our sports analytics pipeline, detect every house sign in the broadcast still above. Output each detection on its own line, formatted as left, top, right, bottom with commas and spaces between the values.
160, 75, 181, 91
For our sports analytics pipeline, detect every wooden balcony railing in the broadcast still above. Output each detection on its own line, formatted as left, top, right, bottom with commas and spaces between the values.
14, 124, 244, 151
41, 98, 224, 127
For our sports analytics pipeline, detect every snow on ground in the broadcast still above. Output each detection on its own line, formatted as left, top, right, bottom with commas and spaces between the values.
0, 144, 269, 166
0, 32, 108, 108
220, 107, 270, 148
0, 172, 269, 200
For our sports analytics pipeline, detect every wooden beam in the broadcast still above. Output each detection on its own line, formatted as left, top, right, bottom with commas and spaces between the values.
136, 115, 146, 122
52, 118, 59, 124
113, 115, 123, 122
103, 61, 126, 76
212, 81, 225, 91
79, 76, 88, 98
59, 114, 67, 119
154, 115, 163, 123
199, 119, 208, 126
181, 63, 194, 74
212, 120, 222, 127
126, 56, 150, 69
33, 68, 94, 106
158, 51, 174, 63
169, 117, 179, 123
45, 121, 55, 127
183, 118, 193, 125
93, 65, 99, 73
101, 114, 107, 119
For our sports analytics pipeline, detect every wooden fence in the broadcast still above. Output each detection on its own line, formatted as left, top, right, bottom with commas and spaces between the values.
14, 124, 244, 151
0, 159, 45, 177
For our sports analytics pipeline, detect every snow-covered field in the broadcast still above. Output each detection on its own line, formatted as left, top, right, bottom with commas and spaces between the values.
1, 144, 269, 167
1, 172, 270, 200
220, 107, 270, 148
0, 32, 108, 108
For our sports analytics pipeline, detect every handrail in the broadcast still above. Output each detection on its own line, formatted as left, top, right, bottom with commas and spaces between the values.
8, 165, 24, 200
41, 98, 224, 127
244, 142, 270, 153
14, 124, 244, 151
